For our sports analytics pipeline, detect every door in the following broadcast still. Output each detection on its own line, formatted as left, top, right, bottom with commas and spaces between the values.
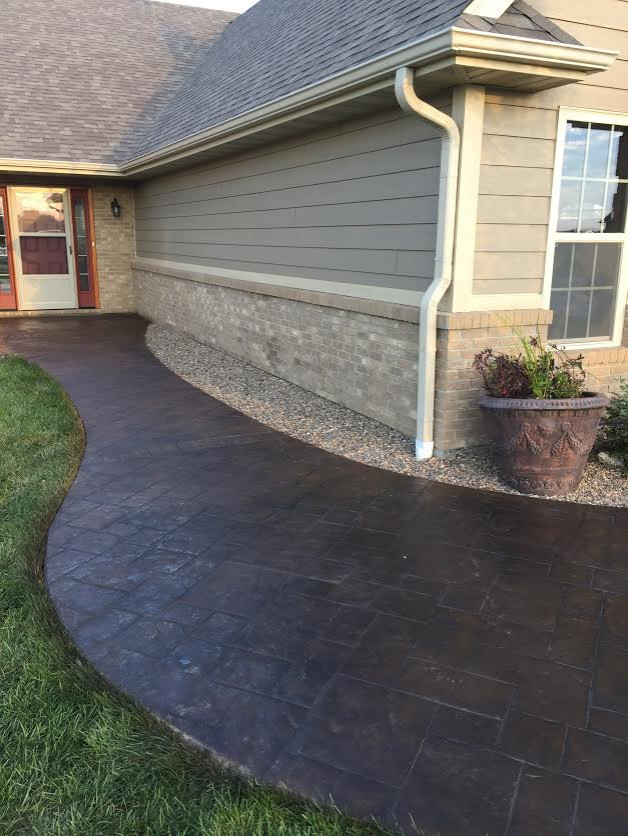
0, 187, 17, 310
70, 188, 97, 308
9, 187, 77, 310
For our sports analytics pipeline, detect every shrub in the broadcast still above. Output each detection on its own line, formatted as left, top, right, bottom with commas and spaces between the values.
473, 331, 586, 400
598, 381, 628, 460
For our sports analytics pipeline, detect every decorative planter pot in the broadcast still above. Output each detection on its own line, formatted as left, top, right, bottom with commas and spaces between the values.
479, 393, 610, 497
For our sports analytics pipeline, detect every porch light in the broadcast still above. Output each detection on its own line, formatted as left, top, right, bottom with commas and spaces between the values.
110, 197, 121, 218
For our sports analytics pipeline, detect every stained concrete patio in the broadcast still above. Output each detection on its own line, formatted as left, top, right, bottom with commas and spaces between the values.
3, 314, 628, 836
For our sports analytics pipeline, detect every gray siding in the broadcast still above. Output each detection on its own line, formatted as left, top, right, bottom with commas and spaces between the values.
474, 0, 628, 296
134, 109, 441, 305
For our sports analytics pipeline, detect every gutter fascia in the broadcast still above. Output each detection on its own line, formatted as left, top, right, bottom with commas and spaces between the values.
0, 159, 123, 177
120, 29, 617, 176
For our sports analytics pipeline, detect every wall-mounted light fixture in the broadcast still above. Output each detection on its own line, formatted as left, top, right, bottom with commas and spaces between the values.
110, 197, 121, 218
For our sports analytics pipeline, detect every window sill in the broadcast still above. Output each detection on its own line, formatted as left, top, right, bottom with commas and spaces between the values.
555, 341, 623, 352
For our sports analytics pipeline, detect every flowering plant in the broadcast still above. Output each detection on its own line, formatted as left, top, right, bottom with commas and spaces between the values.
473, 332, 586, 399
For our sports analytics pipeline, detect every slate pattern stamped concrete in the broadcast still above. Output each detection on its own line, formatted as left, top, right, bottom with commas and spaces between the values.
4, 314, 628, 835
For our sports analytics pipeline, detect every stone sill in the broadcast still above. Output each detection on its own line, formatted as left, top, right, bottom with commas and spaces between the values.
133, 257, 421, 324
437, 309, 553, 330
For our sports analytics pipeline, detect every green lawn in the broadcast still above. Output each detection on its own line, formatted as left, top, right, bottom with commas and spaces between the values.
0, 355, 391, 836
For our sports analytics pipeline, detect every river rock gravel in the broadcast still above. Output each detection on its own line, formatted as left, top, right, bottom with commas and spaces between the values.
146, 324, 628, 508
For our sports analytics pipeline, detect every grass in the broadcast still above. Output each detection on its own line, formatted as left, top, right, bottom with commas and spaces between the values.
0, 354, 391, 836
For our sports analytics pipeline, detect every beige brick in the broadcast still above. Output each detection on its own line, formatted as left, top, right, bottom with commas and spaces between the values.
92, 184, 135, 312
135, 267, 419, 436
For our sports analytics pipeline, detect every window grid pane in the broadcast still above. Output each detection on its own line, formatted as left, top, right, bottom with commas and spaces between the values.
0, 196, 11, 295
549, 242, 621, 341
557, 122, 628, 235
551, 119, 628, 343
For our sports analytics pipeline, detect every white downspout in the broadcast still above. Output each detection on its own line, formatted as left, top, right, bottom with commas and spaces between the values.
395, 67, 461, 459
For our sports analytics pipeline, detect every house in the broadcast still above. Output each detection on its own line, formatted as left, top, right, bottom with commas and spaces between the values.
1, 0, 626, 457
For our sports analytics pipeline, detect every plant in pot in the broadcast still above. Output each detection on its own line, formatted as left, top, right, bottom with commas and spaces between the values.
473, 333, 609, 496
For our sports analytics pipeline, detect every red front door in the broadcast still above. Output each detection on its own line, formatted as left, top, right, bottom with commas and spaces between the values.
0, 187, 17, 310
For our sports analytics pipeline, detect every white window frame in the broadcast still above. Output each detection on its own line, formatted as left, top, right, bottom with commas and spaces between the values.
543, 107, 628, 350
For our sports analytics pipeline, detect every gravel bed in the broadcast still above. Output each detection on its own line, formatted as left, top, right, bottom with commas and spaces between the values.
146, 324, 628, 508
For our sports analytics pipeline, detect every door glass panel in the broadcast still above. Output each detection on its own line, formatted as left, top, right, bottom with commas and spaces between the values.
14, 189, 65, 233
72, 197, 91, 293
0, 196, 11, 295
19, 237, 68, 275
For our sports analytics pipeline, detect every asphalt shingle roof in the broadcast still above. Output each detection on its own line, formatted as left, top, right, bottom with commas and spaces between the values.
128, 0, 581, 161
0, 0, 580, 166
129, 0, 473, 158
0, 0, 235, 164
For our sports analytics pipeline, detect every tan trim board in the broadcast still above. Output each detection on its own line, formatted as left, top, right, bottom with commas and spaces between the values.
132, 257, 422, 321
0, 159, 123, 177
467, 292, 546, 311
449, 84, 485, 312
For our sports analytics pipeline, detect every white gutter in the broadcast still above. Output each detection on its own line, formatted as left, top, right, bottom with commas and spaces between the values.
0, 159, 123, 177
395, 66, 460, 460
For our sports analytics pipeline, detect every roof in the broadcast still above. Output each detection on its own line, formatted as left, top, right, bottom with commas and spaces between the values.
0, 0, 235, 165
0, 0, 590, 169
128, 0, 580, 162
458, 0, 580, 43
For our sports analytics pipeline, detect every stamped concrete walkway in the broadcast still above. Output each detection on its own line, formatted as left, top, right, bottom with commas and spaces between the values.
4, 315, 628, 835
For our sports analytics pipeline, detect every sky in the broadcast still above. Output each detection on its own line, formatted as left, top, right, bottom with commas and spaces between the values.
155, 0, 258, 11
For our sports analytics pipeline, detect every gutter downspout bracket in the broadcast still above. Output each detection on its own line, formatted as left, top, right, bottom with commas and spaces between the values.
394, 67, 461, 459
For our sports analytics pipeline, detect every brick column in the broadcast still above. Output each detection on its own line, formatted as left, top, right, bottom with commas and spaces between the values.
434, 310, 553, 455
92, 184, 136, 312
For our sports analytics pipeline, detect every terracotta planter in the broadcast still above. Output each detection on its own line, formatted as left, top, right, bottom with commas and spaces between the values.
480, 393, 610, 496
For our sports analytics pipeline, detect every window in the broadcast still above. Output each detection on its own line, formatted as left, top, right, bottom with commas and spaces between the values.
547, 114, 628, 345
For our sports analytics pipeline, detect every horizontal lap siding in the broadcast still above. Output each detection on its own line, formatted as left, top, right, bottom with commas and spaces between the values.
474, 0, 628, 297
134, 109, 440, 301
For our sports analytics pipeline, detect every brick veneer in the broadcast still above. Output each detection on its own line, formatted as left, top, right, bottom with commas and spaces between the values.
133, 263, 628, 454
92, 184, 136, 312
134, 265, 420, 436
433, 310, 554, 454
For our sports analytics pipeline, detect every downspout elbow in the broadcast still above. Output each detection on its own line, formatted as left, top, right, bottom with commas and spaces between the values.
394, 67, 461, 459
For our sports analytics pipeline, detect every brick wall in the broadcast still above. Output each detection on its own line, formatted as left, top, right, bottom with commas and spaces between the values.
434, 310, 554, 454
135, 265, 420, 436
136, 264, 624, 453
92, 184, 135, 312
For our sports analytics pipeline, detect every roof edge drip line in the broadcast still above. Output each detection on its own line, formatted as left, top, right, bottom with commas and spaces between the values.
0, 159, 123, 177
